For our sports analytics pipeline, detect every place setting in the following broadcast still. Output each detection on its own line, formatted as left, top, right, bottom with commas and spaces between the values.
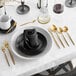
10, 25, 52, 59
0, 25, 52, 66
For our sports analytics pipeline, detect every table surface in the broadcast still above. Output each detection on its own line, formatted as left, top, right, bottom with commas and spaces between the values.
0, 0, 76, 76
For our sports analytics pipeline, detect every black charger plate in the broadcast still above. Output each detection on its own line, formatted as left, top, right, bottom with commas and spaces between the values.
0, 19, 16, 34
15, 32, 47, 56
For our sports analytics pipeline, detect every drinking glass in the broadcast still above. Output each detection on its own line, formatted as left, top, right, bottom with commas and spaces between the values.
65, 0, 76, 7
37, 6, 50, 24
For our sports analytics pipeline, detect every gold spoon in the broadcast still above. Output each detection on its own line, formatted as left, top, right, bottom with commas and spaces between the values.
48, 28, 60, 48
6, 22, 17, 33
1, 46, 10, 66
20, 20, 36, 26
51, 25, 65, 48
63, 26, 75, 45
57, 27, 69, 46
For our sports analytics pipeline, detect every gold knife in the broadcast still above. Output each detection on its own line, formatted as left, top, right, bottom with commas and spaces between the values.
4, 41, 15, 65
1, 46, 10, 66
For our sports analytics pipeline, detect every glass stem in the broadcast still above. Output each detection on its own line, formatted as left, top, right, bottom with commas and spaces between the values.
46, 0, 48, 7
69, 0, 72, 5
21, 0, 25, 11
4, 6, 7, 15
4, 0, 7, 15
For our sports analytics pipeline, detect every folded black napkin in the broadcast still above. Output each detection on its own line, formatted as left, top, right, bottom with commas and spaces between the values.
15, 29, 47, 56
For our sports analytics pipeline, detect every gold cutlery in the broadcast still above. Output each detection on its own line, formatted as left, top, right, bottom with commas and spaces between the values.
20, 20, 36, 26
6, 21, 17, 33
4, 41, 15, 65
63, 26, 75, 45
50, 25, 65, 48
1, 46, 10, 67
48, 28, 60, 48
57, 27, 69, 46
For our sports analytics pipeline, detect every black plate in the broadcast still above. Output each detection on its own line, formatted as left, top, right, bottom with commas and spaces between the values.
0, 20, 16, 34
16, 5, 30, 15
15, 32, 47, 56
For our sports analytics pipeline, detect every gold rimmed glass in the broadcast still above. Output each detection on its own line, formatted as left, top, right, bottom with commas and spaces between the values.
37, 7, 50, 24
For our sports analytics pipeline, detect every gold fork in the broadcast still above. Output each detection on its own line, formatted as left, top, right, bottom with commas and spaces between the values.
1, 46, 10, 66
4, 41, 15, 65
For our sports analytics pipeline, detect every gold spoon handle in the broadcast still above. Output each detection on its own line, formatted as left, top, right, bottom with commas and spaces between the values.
56, 32, 65, 48
20, 20, 36, 26
62, 33, 69, 46
48, 29, 60, 48
20, 22, 32, 26
4, 52, 10, 67
67, 32, 75, 45
6, 22, 17, 33
7, 47, 15, 65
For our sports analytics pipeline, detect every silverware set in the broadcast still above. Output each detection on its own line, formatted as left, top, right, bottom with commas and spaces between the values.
48, 25, 75, 48
1, 40, 15, 67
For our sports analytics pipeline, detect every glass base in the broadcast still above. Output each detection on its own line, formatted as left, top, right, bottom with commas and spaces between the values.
65, 0, 76, 7
0, 6, 3, 8
16, 5, 30, 15
37, 16, 50, 24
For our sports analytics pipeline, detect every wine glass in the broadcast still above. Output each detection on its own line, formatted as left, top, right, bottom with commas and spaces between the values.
16, 0, 30, 15
37, 0, 48, 9
37, 6, 50, 24
0, 0, 5, 15
65, 0, 76, 7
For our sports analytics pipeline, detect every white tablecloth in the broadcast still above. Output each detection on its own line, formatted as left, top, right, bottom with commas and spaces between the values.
0, 0, 76, 76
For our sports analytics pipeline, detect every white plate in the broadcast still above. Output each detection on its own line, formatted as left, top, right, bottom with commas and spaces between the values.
10, 25, 52, 59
